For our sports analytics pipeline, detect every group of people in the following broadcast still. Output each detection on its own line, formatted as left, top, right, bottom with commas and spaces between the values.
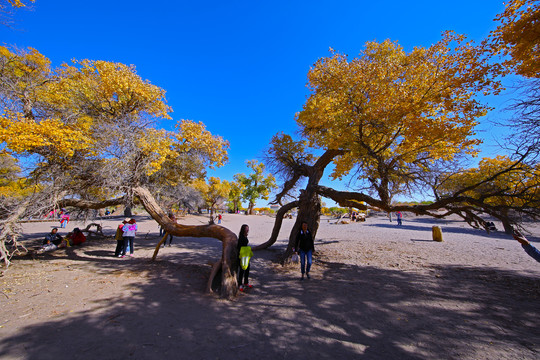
114, 218, 138, 258
38, 227, 86, 253
237, 220, 315, 291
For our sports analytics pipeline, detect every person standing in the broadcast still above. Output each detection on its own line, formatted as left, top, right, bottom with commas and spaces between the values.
115, 219, 127, 257
122, 218, 137, 257
237, 224, 253, 291
396, 211, 403, 226
60, 212, 70, 228
164, 212, 176, 247
294, 221, 315, 280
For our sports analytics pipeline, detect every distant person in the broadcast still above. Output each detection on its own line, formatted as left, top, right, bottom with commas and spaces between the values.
237, 224, 253, 291
115, 219, 127, 257
513, 230, 540, 263
122, 218, 137, 257
294, 221, 315, 280
217, 213, 222, 224
60, 212, 70, 228
396, 211, 403, 226
163, 212, 177, 247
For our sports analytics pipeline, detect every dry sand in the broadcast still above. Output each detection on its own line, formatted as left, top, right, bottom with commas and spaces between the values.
0, 212, 539, 359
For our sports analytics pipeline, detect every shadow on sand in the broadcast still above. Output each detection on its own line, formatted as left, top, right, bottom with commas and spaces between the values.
1, 241, 539, 360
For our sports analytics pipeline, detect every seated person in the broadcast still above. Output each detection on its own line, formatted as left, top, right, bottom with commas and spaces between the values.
43, 228, 63, 246
38, 228, 63, 253
66, 228, 86, 246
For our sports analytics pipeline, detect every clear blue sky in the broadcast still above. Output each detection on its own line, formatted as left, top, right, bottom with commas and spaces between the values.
1, 0, 509, 206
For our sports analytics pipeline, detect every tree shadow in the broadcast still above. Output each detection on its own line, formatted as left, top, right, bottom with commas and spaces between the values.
1, 249, 539, 359
365, 221, 514, 240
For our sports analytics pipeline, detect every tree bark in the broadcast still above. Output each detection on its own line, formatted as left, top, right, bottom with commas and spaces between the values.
132, 186, 238, 299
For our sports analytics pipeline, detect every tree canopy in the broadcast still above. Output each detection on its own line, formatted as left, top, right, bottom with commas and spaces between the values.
0, 46, 229, 266
234, 160, 276, 215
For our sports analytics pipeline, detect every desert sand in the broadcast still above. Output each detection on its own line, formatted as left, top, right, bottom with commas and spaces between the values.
0, 212, 539, 359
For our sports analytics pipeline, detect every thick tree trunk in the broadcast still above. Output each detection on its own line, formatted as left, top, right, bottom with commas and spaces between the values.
287, 188, 321, 255
132, 186, 238, 299
501, 218, 514, 235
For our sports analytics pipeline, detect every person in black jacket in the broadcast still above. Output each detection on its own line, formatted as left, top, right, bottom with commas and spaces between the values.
237, 224, 252, 291
294, 221, 314, 280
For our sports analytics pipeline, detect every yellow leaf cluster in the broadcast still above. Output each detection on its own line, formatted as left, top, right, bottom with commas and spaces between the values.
492, 0, 540, 78
0, 111, 89, 156
174, 120, 229, 168
441, 156, 540, 207
297, 32, 495, 180
192, 177, 230, 207
47, 59, 172, 121
5, 0, 34, 8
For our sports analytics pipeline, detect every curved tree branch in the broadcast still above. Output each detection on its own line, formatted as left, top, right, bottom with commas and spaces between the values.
252, 200, 299, 251
132, 186, 238, 299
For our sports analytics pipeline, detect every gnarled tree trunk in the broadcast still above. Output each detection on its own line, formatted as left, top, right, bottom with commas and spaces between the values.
132, 186, 238, 299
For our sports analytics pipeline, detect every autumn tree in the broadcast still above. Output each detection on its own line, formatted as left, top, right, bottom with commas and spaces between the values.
227, 179, 245, 213
260, 32, 511, 253
489, 0, 540, 152
234, 160, 276, 215
193, 177, 231, 223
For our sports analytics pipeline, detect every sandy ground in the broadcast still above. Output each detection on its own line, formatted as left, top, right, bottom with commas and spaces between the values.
0, 212, 539, 360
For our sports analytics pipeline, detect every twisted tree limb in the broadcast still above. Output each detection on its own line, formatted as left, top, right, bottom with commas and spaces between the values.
132, 186, 238, 299
252, 200, 299, 251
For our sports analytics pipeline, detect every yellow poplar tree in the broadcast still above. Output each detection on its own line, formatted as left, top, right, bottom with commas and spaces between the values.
297, 32, 499, 203
193, 177, 231, 223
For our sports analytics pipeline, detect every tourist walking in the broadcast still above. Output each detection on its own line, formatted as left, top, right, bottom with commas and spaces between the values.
294, 221, 315, 280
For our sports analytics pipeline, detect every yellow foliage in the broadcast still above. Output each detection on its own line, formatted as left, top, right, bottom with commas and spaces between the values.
0, 111, 89, 156
48, 59, 172, 121
174, 120, 229, 168
6, 0, 34, 8
0, 45, 229, 191
297, 32, 496, 181
193, 177, 230, 208
440, 155, 540, 207
491, 0, 540, 78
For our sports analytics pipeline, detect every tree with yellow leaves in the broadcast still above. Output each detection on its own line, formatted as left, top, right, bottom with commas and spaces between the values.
234, 160, 276, 215
192, 177, 231, 223
0, 46, 230, 270
261, 33, 504, 253
489, 0, 540, 153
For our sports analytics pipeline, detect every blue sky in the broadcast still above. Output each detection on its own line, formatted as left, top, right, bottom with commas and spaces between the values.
1, 0, 510, 206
